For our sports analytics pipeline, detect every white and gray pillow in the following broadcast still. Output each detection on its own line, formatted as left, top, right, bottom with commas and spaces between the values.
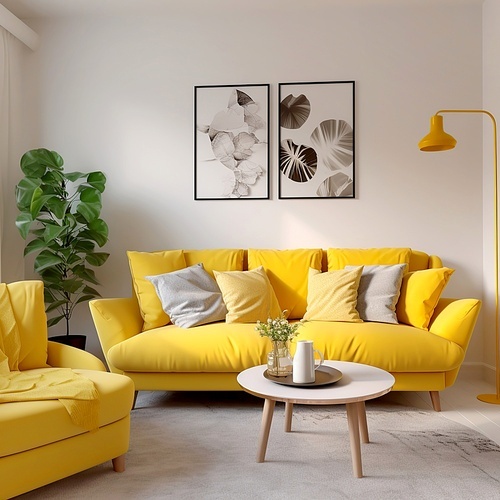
345, 264, 407, 324
146, 263, 227, 328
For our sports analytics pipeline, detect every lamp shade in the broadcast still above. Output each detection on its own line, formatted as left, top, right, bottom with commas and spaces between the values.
418, 115, 457, 151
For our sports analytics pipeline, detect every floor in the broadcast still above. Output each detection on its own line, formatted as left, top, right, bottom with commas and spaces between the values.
386, 369, 500, 446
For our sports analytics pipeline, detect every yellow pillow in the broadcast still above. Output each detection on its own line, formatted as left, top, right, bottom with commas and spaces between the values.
327, 247, 411, 270
214, 266, 282, 323
183, 248, 245, 277
127, 250, 186, 331
396, 267, 454, 330
248, 248, 323, 319
304, 267, 364, 322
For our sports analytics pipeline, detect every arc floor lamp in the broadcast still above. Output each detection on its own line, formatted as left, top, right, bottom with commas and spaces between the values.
418, 109, 499, 405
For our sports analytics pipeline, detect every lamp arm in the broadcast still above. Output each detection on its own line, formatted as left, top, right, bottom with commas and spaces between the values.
434, 109, 499, 398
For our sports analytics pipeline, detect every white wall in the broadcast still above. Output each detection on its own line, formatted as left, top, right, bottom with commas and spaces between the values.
6, 0, 485, 360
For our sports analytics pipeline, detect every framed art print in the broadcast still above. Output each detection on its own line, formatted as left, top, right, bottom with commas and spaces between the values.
278, 80, 355, 199
194, 84, 270, 200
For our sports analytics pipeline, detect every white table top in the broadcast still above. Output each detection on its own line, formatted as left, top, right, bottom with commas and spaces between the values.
237, 361, 395, 405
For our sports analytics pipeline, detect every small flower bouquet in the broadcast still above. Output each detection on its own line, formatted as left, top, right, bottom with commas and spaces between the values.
256, 311, 304, 377
255, 310, 302, 343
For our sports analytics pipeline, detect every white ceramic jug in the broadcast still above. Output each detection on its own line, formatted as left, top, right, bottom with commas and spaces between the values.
292, 340, 324, 384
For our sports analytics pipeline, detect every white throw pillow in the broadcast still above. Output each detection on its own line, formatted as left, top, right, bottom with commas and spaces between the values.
345, 264, 407, 324
146, 263, 227, 328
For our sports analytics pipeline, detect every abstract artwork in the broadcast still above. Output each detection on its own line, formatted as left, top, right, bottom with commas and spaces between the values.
194, 84, 270, 200
278, 81, 355, 199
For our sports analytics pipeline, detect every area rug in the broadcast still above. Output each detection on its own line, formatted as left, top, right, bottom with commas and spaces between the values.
20, 391, 500, 499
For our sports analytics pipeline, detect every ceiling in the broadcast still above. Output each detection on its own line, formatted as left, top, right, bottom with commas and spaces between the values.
0, 0, 485, 20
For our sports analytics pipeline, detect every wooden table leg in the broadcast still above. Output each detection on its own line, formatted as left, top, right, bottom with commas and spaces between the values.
346, 402, 363, 478
357, 401, 369, 444
257, 398, 276, 462
284, 402, 293, 432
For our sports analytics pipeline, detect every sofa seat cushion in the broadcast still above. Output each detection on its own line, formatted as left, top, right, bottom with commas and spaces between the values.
108, 323, 270, 373
300, 321, 465, 373
108, 321, 464, 376
0, 369, 133, 458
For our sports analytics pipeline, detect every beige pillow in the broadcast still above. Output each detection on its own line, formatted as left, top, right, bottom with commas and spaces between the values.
214, 266, 282, 323
304, 267, 363, 322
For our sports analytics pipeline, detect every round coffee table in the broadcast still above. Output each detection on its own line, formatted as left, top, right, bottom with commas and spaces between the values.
237, 360, 395, 478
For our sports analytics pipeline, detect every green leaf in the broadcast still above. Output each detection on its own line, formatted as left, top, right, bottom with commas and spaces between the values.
76, 294, 100, 305
88, 219, 109, 246
73, 240, 96, 252
60, 277, 84, 294
34, 250, 64, 273
83, 285, 100, 296
42, 223, 66, 244
87, 171, 106, 193
45, 196, 69, 220
77, 188, 102, 222
85, 252, 110, 266
21, 149, 63, 177
65, 171, 88, 182
15, 213, 34, 239
47, 315, 65, 327
15, 177, 41, 210
79, 267, 100, 285
45, 299, 69, 312
23, 238, 47, 256
41, 268, 65, 286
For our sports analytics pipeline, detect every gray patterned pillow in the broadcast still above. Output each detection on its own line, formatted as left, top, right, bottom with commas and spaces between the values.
146, 263, 227, 328
345, 264, 407, 324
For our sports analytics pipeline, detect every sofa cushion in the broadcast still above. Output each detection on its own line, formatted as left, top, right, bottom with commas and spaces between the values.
127, 249, 186, 331
396, 267, 454, 330
183, 249, 245, 277
106, 320, 465, 375
146, 263, 227, 328
289, 320, 465, 373
327, 247, 412, 270
346, 264, 407, 324
0, 369, 133, 458
214, 266, 281, 323
303, 267, 363, 322
247, 248, 323, 319
108, 322, 270, 373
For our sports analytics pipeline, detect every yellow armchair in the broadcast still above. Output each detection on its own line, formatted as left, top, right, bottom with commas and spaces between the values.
0, 281, 135, 499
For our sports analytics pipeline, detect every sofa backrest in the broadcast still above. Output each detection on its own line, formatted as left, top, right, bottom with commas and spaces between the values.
3, 281, 49, 370
127, 247, 442, 328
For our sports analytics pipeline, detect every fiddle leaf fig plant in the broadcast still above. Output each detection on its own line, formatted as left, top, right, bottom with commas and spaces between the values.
15, 148, 109, 334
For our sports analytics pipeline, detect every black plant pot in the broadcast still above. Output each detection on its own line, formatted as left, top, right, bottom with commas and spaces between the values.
49, 334, 87, 350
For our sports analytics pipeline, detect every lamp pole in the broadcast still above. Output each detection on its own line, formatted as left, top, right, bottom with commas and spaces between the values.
419, 109, 499, 404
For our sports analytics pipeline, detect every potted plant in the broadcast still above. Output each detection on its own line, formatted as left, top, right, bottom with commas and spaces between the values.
15, 148, 109, 349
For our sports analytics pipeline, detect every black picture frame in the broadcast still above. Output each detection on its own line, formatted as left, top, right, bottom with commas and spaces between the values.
194, 84, 270, 200
278, 81, 355, 199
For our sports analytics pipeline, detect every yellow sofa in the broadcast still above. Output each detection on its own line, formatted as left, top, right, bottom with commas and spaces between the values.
0, 281, 135, 499
89, 248, 481, 413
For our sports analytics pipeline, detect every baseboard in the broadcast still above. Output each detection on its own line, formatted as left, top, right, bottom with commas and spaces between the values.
460, 361, 496, 384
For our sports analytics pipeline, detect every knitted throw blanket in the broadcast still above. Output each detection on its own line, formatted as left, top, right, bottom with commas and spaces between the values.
0, 284, 100, 431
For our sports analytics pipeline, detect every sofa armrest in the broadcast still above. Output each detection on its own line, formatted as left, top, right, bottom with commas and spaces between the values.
47, 341, 107, 371
428, 297, 482, 352
89, 297, 143, 372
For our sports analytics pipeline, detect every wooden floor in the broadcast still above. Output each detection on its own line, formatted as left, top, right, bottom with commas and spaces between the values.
387, 369, 500, 446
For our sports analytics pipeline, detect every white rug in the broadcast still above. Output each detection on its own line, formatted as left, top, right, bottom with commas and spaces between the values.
20, 391, 500, 499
